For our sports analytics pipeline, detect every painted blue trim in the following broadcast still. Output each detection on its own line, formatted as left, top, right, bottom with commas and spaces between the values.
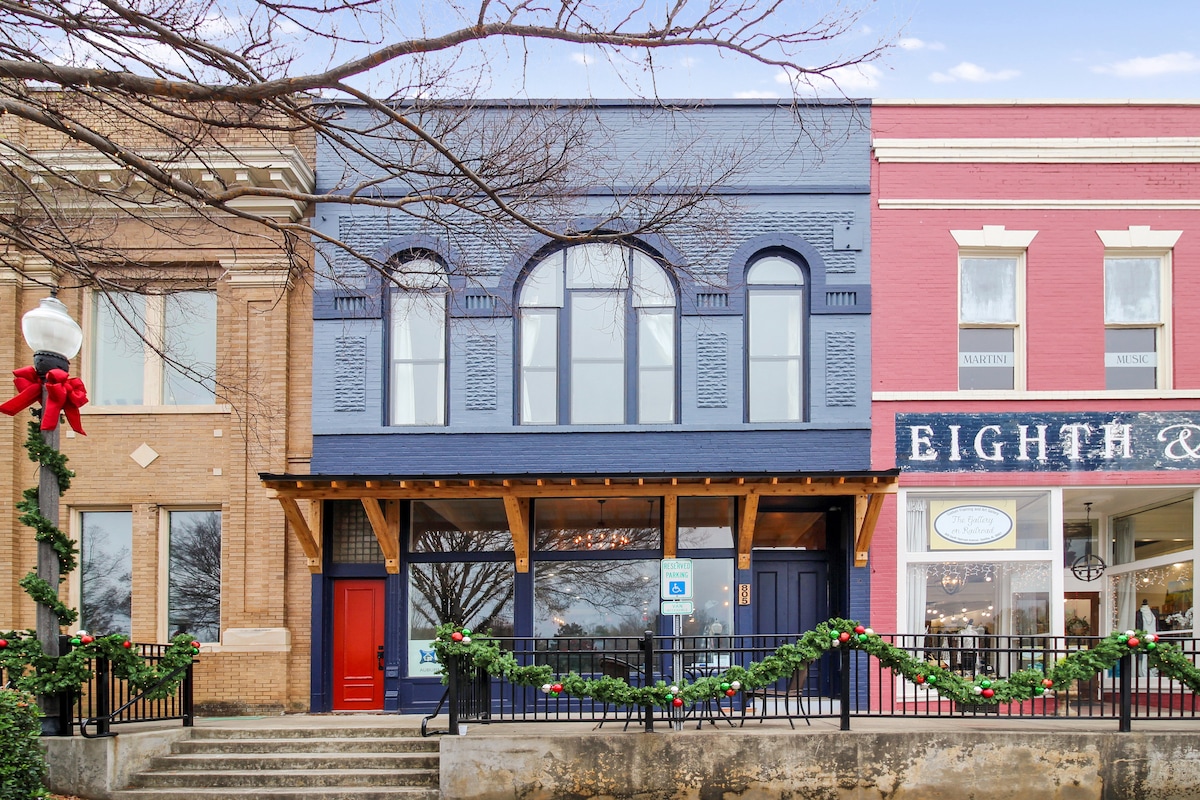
309, 574, 329, 712
384, 573, 403, 711
313, 428, 871, 475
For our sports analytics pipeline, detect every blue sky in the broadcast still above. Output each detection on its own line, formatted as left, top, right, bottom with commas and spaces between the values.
477, 1, 1200, 100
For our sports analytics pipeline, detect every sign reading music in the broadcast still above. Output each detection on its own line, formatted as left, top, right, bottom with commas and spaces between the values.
897, 411, 1200, 472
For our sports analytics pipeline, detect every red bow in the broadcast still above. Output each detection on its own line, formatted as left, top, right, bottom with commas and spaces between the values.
0, 365, 88, 435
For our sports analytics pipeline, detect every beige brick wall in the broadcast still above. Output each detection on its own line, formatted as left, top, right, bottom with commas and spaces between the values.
0, 97, 315, 713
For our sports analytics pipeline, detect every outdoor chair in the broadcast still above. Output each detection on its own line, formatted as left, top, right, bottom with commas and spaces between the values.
741, 665, 811, 728
593, 656, 641, 730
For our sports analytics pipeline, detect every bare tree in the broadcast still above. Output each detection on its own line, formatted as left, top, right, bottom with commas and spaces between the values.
0, 0, 892, 293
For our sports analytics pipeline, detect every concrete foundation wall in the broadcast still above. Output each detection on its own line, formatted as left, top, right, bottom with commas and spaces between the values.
43, 728, 189, 800
440, 730, 1200, 800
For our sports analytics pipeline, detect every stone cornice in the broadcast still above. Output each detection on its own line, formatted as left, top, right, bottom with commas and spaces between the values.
0, 144, 313, 222
873, 137, 1200, 163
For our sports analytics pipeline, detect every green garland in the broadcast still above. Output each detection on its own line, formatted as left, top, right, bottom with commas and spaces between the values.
1, 421, 199, 699
434, 618, 1200, 708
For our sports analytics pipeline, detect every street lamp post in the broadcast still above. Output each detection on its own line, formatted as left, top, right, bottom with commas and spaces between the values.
20, 294, 83, 734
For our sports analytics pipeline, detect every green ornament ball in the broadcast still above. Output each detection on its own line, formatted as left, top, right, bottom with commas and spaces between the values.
462, 629, 472, 637
858, 634, 868, 642
70, 637, 81, 646
1148, 642, 1157, 650
830, 631, 840, 640
980, 679, 992, 688
719, 682, 731, 691
926, 676, 937, 684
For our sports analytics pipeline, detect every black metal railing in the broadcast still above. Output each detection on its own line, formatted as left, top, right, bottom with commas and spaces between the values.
435, 631, 1199, 732
70, 643, 195, 736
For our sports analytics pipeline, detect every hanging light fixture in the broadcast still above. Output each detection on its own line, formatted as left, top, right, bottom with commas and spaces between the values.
1071, 501, 1107, 582
941, 571, 965, 595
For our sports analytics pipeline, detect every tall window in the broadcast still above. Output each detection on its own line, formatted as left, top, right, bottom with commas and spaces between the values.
746, 255, 806, 422
92, 291, 217, 406
389, 256, 447, 426
518, 243, 676, 425
959, 256, 1021, 390
80, 511, 133, 635
1105, 256, 1165, 390
166, 510, 222, 642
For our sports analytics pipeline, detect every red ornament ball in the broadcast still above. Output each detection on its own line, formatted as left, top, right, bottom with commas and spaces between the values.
80, 635, 94, 645
981, 688, 994, 698
551, 683, 563, 694
672, 697, 684, 708
1041, 678, 1053, 688
838, 632, 851, 642
191, 640, 201, 649
451, 632, 464, 642
1127, 637, 1141, 648
0, 638, 7, 648
914, 674, 926, 684
122, 640, 132, 649
725, 688, 736, 697
854, 625, 866, 635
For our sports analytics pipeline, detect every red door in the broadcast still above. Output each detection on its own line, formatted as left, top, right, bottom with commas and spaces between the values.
332, 580, 385, 710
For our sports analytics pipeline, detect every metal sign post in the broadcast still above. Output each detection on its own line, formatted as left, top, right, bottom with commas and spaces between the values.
660, 559, 693, 731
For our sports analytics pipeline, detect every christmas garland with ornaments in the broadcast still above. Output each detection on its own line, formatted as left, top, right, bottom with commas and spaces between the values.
434, 619, 1200, 709
0, 421, 199, 699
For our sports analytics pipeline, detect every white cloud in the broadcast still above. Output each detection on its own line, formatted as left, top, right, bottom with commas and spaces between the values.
1094, 51, 1200, 77
734, 89, 784, 99
898, 37, 944, 51
570, 52, 594, 66
679, 56, 698, 68
774, 63, 882, 91
930, 61, 1020, 83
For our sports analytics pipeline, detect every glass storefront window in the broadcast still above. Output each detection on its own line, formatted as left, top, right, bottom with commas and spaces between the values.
678, 559, 734, 638
408, 562, 514, 676
534, 497, 662, 552
410, 499, 513, 553
1112, 497, 1193, 565
907, 492, 1051, 553
534, 560, 659, 637
1113, 561, 1193, 634
909, 561, 1052, 638
678, 497, 734, 549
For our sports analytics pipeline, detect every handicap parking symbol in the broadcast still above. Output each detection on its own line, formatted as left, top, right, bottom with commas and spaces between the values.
668, 580, 687, 596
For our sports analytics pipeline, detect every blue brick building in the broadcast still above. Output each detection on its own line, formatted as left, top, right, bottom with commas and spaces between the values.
261, 100, 895, 712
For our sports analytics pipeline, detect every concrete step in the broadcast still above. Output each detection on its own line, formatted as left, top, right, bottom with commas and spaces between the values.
150, 752, 439, 771
114, 789, 439, 800
133, 768, 438, 789
176, 736, 438, 754
190, 726, 426, 740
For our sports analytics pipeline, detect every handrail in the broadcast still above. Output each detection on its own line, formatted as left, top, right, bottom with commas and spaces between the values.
79, 656, 195, 738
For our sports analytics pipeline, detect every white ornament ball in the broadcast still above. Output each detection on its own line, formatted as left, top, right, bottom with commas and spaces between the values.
831, 639, 841, 647
1124, 630, 1135, 638
730, 681, 741, 690
864, 628, 875, 636
541, 684, 552, 694
1043, 690, 1054, 697
972, 686, 983, 695
669, 685, 679, 694
462, 636, 472, 644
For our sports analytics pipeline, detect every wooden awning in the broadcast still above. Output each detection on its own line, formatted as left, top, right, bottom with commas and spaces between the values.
261, 471, 899, 575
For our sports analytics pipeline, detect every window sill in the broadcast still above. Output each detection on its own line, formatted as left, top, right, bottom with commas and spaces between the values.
82, 404, 233, 415
873, 389, 1200, 401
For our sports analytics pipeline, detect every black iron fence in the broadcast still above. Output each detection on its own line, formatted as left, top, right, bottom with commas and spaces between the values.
429, 631, 1200, 734
2, 640, 195, 737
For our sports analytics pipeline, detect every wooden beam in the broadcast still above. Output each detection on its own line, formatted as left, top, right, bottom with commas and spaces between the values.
663, 496, 678, 559
503, 496, 531, 573
278, 497, 322, 573
362, 497, 399, 573
853, 493, 887, 567
266, 479, 899, 502
738, 494, 760, 570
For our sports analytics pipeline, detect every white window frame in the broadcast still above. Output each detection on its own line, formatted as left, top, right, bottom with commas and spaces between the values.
388, 257, 448, 427
84, 289, 219, 410
951, 228, 1037, 394
1097, 227, 1181, 393
68, 507, 135, 636
1101, 250, 1174, 392
157, 507, 223, 644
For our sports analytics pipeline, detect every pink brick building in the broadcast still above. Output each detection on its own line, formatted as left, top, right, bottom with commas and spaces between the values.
870, 103, 1200, 668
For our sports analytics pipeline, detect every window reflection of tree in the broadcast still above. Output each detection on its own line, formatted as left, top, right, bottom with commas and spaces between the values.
168, 511, 222, 641
409, 558, 515, 636
81, 524, 132, 635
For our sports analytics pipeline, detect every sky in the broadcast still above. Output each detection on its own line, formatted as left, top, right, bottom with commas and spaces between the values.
477, 0, 1200, 101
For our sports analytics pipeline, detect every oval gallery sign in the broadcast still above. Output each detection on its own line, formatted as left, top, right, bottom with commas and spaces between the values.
930, 500, 1017, 550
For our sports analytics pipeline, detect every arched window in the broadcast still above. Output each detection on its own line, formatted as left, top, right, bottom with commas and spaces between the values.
746, 254, 806, 422
389, 255, 447, 426
519, 243, 677, 425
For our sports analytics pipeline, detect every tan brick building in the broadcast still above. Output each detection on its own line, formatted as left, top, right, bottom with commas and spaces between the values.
1, 99, 315, 713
